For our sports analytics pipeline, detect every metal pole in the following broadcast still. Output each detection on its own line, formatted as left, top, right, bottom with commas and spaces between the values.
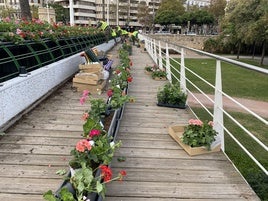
165, 43, 172, 83
213, 59, 224, 150
116, 0, 119, 25
158, 41, 163, 70
107, 0, 109, 24
69, 0, 74, 26
180, 48, 186, 93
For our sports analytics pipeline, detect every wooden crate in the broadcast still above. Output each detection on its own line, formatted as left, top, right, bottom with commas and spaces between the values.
73, 73, 101, 85
168, 125, 221, 156
73, 80, 106, 94
79, 62, 102, 74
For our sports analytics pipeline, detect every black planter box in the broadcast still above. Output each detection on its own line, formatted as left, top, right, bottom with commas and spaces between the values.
157, 102, 187, 109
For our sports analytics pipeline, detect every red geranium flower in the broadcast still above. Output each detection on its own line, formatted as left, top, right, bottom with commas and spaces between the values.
100, 165, 112, 182
127, 76, 133, 83
107, 89, 113, 97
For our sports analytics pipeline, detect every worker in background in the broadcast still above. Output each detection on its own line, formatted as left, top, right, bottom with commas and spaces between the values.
96, 20, 111, 43
116, 26, 123, 43
131, 30, 139, 45
121, 28, 129, 43
111, 28, 117, 43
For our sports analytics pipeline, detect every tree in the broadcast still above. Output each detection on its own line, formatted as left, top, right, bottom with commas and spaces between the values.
48, 3, 68, 23
154, 0, 185, 27
137, 1, 153, 32
19, 0, 32, 20
223, 0, 267, 65
208, 0, 227, 33
181, 9, 214, 34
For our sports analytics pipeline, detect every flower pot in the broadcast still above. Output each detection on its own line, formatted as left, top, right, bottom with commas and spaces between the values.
157, 102, 187, 109
168, 125, 221, 156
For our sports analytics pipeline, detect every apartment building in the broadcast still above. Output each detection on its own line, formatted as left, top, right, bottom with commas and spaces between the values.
53, 0, 161, 28
1, 0, 211, 28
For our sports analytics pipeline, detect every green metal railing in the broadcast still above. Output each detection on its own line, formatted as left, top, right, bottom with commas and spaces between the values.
0, 33, 106, 82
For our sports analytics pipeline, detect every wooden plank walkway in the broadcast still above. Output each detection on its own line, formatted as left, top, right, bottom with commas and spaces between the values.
104, 46, 260, 201
0, 44, 260, 201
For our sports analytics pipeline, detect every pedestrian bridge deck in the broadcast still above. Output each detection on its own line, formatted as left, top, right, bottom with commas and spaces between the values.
0, 45, 260, 201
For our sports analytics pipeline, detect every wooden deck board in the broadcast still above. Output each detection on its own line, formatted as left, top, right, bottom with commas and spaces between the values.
0, 45, 260, 201
104, 46, 260, 201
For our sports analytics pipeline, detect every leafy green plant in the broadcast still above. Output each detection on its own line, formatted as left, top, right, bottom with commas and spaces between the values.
43, 188, 75, 201
182, 119, 218, 150
151, 69, 167, 79
157, 82, 187, 106
144, 65, 156, 72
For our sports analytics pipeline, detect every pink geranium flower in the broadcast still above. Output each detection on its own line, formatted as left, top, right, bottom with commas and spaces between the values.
76, 139, 92, 152
188, 119, 203, 126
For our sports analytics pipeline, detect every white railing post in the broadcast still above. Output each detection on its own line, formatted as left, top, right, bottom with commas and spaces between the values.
212, 60, 224, 151
149, 38, 153, 58
180, 48, 186, 93
144, 36, 148, 51
165, 43, 172, 83
158, 41, 163, 70
153, 39, 157, 64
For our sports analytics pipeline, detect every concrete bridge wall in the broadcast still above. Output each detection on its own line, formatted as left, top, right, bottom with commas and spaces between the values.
150, 34, 216, 50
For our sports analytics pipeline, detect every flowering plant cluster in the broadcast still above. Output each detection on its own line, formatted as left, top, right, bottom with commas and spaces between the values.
144, 64, 167, 79
43, 42, 135, 201
157, 82, 187, 106
182, 119, 218, 150
144, 64, 158, 73
0, 17, 98, 44
107, 47, 135, 110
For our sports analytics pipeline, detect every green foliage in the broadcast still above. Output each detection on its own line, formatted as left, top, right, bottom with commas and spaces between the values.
83, 118, 102, 137
151, 70, 167, 79
0, 18, 98, 44
154, 0, 185, 26
89, 98, 107, 121
182, 120, 218, 150
144, 66, 155, 72
157, 82, 187, 105
43, 188, 75, 201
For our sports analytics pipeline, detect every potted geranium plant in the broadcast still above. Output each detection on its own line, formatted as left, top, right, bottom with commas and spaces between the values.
168, 119, 220, 156
157, 82, 187, 109
151, 69, 167, 80
43, 163, 126, 201
144, 64, 157, 75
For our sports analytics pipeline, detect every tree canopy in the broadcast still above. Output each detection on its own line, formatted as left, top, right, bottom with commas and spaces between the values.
222, 0, 267, 64
154, 0, 185, 26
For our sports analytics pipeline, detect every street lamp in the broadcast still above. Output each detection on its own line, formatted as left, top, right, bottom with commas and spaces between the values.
107, 0, 109, 24
116, 0, 119, 25
69, 0, 74, 26
46, 0, 50, 23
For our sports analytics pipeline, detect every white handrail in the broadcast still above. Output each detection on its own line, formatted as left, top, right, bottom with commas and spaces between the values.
141, 34, 268, 176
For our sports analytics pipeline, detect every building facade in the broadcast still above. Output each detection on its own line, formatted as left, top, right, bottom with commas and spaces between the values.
1, 0, 211, 28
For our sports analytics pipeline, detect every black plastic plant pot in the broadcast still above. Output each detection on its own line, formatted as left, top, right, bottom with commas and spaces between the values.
107, 109, 119, 139
157, 102, 187, 109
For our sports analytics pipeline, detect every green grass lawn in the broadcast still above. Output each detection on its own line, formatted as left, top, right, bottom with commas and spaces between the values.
170, 58, 268, 102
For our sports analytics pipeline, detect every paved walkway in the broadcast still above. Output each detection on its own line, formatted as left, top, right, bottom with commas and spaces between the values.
188, 93, 268, 118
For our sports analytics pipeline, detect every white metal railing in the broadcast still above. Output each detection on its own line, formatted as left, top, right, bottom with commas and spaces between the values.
141, 34, 268, 176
